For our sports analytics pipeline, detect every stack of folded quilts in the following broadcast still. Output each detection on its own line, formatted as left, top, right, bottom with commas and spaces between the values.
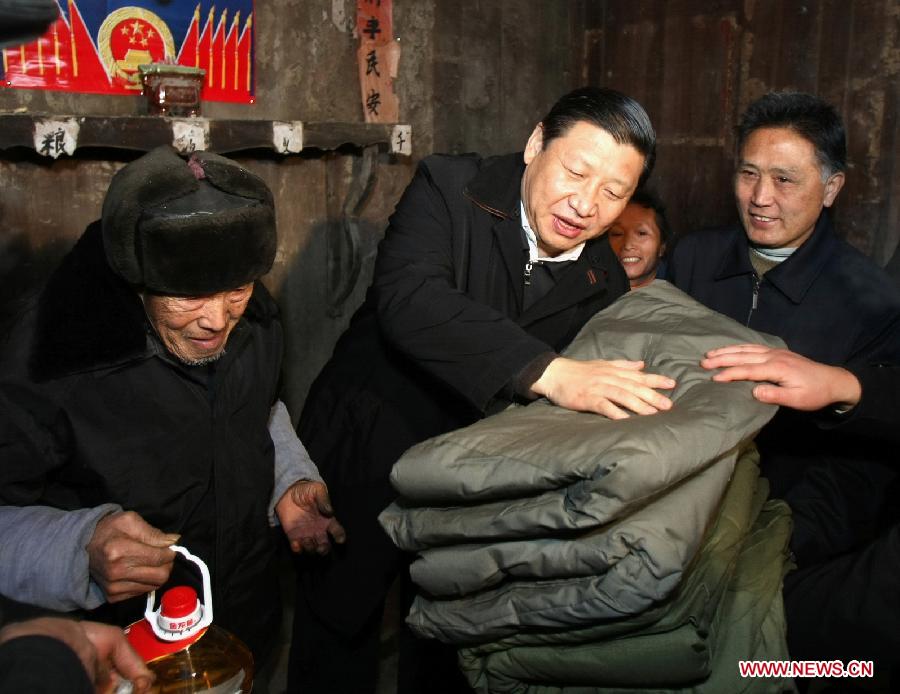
379, 282, 795, 693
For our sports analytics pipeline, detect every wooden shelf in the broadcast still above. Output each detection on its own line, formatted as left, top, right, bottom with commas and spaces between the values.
0, 113, 412, 158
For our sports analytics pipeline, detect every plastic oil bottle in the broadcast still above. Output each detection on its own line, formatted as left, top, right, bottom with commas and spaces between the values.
125, 546, 254, 693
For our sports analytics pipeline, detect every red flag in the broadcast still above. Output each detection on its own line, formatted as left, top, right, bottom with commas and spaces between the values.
236, 13, 252, 96
68, 0, 113, 92
4, 16, 65, 88
197, 6, 214, 89
1, 1, 57, 86
4, 0, 111, 93
225, 11, 238, 91
44, 19, 70, 85
177, 4, 201, 68
208, 8, 227, 97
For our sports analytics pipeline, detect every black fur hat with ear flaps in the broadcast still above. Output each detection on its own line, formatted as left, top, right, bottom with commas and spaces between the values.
101, 145, 277, 295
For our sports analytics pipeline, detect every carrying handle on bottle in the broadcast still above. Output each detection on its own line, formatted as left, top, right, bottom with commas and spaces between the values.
144, 545, 214, 642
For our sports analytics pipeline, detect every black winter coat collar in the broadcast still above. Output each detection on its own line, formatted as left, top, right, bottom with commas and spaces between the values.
714, 212, 838, 305
464, 152, 525, 220
29, 221, 276, 382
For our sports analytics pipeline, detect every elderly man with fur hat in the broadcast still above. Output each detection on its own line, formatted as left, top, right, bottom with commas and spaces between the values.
0, 146, 344, 665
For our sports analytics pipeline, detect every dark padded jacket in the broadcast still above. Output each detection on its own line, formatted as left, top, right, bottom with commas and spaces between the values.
299, 151, 630, 487
666, 213, 900, 366
0, 222, 283, 660
668, 213, 900, 563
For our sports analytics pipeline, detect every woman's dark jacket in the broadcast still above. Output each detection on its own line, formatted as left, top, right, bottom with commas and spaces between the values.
0, 223, 283, 660
299, 152, 629, 488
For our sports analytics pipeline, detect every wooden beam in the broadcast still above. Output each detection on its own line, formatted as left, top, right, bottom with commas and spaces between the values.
0, 114, 408, 156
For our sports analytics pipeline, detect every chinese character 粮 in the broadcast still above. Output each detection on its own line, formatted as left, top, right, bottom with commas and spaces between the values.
39, 128, 67, 157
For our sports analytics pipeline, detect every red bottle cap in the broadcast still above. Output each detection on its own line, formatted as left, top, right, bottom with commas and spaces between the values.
162, 586, 198, 618
126, 586, 208, 663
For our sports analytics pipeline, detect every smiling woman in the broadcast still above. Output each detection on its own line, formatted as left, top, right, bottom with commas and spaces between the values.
608, 189, 671, 289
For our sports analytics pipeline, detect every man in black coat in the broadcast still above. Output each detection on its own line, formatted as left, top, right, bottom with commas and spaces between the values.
0, 146, 344, 666
291, 87, 678, 693
667, 92, 900, 671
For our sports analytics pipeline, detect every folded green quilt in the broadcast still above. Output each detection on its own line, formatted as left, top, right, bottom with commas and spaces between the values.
404, 454, 736, 642
459, 450, 767, 655
408, 451, 735, 598
458, 484, 793, 692
379, 282, 785, 643
380, 281, 783, 552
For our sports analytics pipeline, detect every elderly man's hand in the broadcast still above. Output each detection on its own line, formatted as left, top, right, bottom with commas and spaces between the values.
277, 480, 347, 555
530, 357, 675, 419
702, 344, 862, 411
0, 617, 154, 694
87, 511, 179, 603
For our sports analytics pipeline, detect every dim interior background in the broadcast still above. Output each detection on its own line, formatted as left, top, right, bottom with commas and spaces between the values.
0, 2, 897, 692
0, 0, 897, 423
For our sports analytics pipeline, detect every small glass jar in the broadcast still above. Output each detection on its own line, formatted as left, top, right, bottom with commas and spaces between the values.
139, 63, 206, 117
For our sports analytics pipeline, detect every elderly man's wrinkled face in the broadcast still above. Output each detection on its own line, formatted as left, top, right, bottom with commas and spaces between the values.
521, 120, 645, 258
735, 127, 844, 249
143, 283, 254, 365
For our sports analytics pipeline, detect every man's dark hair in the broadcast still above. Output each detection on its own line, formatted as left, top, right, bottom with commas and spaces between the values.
737, 91, 847, 177
541, 86, 656, 183
629, 188, 672, 245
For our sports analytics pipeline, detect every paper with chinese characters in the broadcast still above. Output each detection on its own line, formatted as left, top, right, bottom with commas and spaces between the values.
356, 0, 399, 123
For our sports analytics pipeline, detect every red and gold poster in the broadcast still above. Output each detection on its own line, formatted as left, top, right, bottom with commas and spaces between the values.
1, 1, 255, 103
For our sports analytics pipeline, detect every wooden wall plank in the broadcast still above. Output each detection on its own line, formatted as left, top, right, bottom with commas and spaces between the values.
432, 0, 582, 156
